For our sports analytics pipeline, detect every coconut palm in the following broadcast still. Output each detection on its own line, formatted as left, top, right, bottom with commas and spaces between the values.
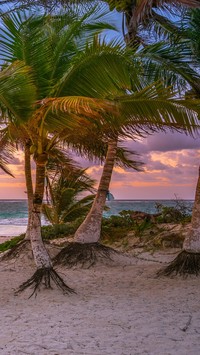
1, 8, 200, 291
54, 79, 200, 268
42, 166, 96, 225
0, 10, 148, 289
0, 9, 122, 293
52, 3, 200, 267
5, 1, 200, 276
2, 0, 200, 45
156, 9, 200, 276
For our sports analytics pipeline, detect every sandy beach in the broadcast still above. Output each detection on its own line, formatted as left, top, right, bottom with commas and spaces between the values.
0, 246, 200, 355
0, 225, 26, 239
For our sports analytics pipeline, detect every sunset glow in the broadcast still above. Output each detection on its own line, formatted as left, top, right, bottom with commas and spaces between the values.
1, 131, 197, 200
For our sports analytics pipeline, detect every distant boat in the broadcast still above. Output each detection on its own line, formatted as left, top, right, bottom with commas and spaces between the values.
106, 191, 114, 201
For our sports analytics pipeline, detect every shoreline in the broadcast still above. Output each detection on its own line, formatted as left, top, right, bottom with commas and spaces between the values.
0, 225, 26, 239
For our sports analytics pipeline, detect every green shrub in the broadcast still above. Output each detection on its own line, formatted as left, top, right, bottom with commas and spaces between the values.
155, 200, 192, 223
102, 210, 135, 229
0, 235, 24, 253
41, 217, 84, 240
41, 224, 75, 240
101, 211, 136, 244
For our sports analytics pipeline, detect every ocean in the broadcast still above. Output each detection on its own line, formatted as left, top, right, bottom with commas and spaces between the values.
0, 199, 194, 226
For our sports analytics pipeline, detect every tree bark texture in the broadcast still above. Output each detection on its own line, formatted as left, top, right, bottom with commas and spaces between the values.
183, 166, 200, 253
30, 154, 52, 268
24, 140, 34, 240
74, 139, 118, 243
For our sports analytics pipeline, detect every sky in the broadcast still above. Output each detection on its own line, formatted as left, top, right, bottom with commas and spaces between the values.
0, 4, 199, 200
0, 131, 199, 200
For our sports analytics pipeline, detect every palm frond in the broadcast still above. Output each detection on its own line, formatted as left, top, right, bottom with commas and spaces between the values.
134, 0, 200, 25
116, 82, 200, 136
0, 61, 36, 123
39, 96, 118, 129
0, 135, 16, 176
136, 41, 200, 93
115, 146, 144, 170
55, 36, 147, 100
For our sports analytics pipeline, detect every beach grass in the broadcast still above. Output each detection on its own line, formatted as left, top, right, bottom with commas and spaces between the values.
0, 235, 24, 253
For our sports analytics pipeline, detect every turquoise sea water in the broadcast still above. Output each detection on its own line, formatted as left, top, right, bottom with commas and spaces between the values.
0, 199, 194, 226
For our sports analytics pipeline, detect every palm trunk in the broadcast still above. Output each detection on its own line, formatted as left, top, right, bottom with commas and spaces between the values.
17, 153, 74, 295
74, 139, 118, 244
183, 166, 200, 252
158, 166, 200, 276
30, 154, 52, 268
124, 6, 143, 46
24, 140, 34, 240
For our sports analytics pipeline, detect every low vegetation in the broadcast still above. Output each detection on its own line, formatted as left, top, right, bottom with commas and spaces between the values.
0, 201, 192, 255
0, 235, 24, 253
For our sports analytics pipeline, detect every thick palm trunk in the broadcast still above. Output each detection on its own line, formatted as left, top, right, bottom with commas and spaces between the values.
158, 167, 200, 276
17, 154, 74, 295
30, 154, 52, 268
24, 140, 34, 240
74, 139, 118, 243
183, 166, 200, 252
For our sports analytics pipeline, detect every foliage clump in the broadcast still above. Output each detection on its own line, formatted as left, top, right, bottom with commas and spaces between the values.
155, 199, 192, 223
101, 210, 136, 243
107, 0, 132, 12
0, 235, 24, 253
41, 219, 83, 240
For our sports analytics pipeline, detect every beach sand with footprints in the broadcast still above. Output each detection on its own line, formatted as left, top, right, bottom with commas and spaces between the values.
0, 240, 200, 355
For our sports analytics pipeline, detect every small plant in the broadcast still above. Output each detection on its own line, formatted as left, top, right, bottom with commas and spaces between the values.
41, 218, 84, 241
0, 235, 24, 253
155, 198, 192, 223
134, 219, 152, 240
101, 212, 135, 244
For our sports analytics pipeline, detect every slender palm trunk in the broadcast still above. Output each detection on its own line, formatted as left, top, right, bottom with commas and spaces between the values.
183, 166, 200, 252
24, 140, 34, 240
30, 154, 52, 268
124, 6, 142, 46
17, 154, 74, 294
74, 139, 118, 243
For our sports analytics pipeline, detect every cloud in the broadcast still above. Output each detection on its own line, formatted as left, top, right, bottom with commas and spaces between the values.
125, 131, 200, 155
146, 132, 200, 152
0, 131, 199, 199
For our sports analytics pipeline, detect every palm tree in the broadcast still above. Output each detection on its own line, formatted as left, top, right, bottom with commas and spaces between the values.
42, 166, 96, 225
53, 79, 200, 268
2, 0, 200, 44
1, 10, 200, 291
7, 1, 200, 277
0, 10, 152, 289
0, 10, 122, 294
157, 9, 200, 276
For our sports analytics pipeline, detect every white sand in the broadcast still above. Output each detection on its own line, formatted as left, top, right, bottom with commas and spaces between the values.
0, 251, 200, 355
0, 225, 26, 238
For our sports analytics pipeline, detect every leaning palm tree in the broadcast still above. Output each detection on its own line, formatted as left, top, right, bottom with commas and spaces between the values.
1, 10, 200, 292
0, 10, 121, 294
0, 10, 148, 291
158, 167, 200, 276
157, 9, 200, 276
53, 80, 200, 268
